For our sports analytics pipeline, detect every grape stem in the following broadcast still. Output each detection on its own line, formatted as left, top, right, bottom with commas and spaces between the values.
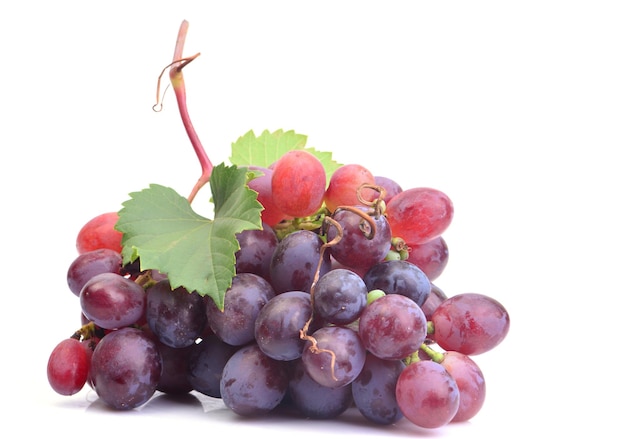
298, 216, 344, 382
155, 20, 213, 204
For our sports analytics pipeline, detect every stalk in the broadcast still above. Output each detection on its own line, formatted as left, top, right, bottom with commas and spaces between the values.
168, 20, 213, 203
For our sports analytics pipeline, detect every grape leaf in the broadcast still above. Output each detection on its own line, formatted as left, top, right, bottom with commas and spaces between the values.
115, 163, 263, 311
229, 128, 342, 183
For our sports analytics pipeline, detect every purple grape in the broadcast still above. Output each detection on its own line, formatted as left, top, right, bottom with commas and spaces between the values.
269, 230, 331, 294
155, 340, 194, 395
206, 272, 276, 346
67, 248, 122, 296
363, 259, 431, 307
235, 222, 278, 282
312, 268, 367, 325
254, 290, 314, 361
91, 327, 162, 410
79, 272, 146, 330
287, 358, 353, 419
220, 344, 289, 416
301, 325, 366, 388
187, 334, 238, 398
326, 206, 392, 272
358, 293, 427, 361
351, 352, 405, 424
146, 279, 207, 348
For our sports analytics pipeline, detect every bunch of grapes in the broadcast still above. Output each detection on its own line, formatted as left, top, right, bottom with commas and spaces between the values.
48, 149, 510, 430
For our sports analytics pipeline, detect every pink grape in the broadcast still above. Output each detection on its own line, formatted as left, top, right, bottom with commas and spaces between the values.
47, 338, 90, 396
405, 236, 449, 281
271, 150, 326, 217
76, 212, 123, 254
432, 292, 510, 355
324, 163, 378, 213
247, 166, 291, 226
386, 187, 454, 245
396, 360, 460, 429
440, 351, 486, 422
358, 293, 427, 361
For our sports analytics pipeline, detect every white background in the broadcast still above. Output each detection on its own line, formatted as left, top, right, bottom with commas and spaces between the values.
1, 1, 624, 437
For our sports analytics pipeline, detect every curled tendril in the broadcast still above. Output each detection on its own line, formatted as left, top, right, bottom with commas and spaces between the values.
298, 216, 345, 382
152, 53, 201, 112
330, 204, 378, 240
356, 183, 387, 217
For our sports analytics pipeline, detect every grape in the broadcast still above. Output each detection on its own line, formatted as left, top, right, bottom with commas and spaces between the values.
220, 343, 289, 416
254, 290, 314, 361
311, 268, 367, 325
323, 163, 378, 213
155, 340, 194, 395
79, 272, 146, 330
90, 327, 162, 410
351, 352, 405, 425
205, 272, 276, 346
326, 206, 392, 272
386, 187, 454, 245
67, 248, 123, 296
187, 333, 238, 398
440, 351, 486, 422
374, 175, 403, 203
269, 229, 331, 294
271, 150, 326, 218
235, 222, 279, 282
301, 325, 366, 388
247, 166, 291, 227
146, 279, 207, 348
287, 358, 353, 419
47, 338, 90, 396
405, 236, 449, 281
395, 360, 460, 428
431, 292, 510, 355
358, 293, 427, 361
76, 211, 123, 254
363, 259, 431, 307
420, 283, 448, 321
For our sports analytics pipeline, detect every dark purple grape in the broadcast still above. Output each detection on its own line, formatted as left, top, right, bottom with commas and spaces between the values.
206, 273, 275, 346
363, 259, 431, 307
187, 334, 238, 398
254, 291, 314, 361
91, 327, 162, 410
79, 272, 146, 330
312, 268, 367, 325
351, 352, 405, 425
220, 344, 289, 416
235, 222, 278, 282
146, 280, 207, 348
288, 358, 353, 419
155, 341, 194, 395
269, 230, 331, 294
67, 248, 123, 296
301, 325, 366, 388
326, 206, 391, 272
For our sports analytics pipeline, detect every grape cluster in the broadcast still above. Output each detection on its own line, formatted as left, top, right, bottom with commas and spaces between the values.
47, 150, 510, 430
